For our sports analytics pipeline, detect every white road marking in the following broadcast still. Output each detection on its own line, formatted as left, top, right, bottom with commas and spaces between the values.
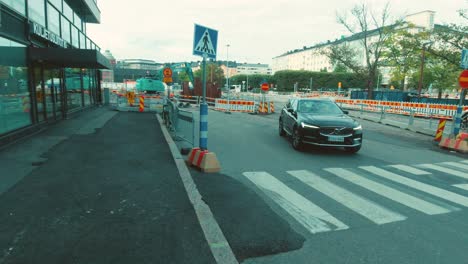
361, 166, 468, 207
440, 161, 468, 172
454, 184, 468, 191
389, 165, 431, 175
325, 168, 451, 215
243, 171, 348, 234
419, 164, 468, 180
287, 170, 406, 225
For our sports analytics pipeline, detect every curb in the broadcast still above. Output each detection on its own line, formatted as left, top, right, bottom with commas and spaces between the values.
155, 114, 238, 264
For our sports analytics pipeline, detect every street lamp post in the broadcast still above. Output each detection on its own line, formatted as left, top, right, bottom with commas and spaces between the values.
226, 44, 231, 113
417, 41, 432, 98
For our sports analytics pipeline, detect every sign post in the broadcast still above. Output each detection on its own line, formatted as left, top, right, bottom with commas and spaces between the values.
461, 49, 468, 69
453, 69, 468, 135
193, 24, 218, 150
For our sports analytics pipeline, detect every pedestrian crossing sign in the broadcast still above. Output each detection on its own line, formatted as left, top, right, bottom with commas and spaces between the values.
193, 24, 218, 59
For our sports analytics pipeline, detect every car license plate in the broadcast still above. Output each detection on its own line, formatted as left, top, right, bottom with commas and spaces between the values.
328, 135, 344, 142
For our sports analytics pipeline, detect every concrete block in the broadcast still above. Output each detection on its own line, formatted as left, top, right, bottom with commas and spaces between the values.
456, 140, 468, 153
199, 152, 221, 173
191, 150, 201, 166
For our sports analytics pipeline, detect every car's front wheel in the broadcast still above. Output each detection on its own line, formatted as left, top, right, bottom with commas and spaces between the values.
292, 127, 303, 150
345, 145, 361, 154
279, 119, 286, 137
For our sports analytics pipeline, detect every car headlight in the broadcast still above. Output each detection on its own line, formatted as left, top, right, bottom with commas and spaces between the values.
301, 122, 319, 129
353, 125, 362, 131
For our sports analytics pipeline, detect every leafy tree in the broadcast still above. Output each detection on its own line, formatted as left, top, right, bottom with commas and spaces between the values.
382, 24, 430, 90
193, 63, 225, 86
427, 9, 468, 67
333, 63, 349, 73
324, 3, 397, 99
273, 70, 367, 91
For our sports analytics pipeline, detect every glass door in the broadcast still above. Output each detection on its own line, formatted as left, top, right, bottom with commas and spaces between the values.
32, 66, 46, 122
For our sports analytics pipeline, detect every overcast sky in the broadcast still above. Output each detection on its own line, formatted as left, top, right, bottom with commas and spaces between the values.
87, 0, 467, 65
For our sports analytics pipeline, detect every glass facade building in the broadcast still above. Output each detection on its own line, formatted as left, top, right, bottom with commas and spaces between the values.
0, 0, 110, 143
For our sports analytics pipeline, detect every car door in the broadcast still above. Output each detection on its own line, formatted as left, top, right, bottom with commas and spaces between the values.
283, 99, 297, 133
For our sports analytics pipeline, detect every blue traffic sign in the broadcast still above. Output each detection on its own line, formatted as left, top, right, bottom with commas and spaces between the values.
462, 49, 468, 69
193, 24, 218, 59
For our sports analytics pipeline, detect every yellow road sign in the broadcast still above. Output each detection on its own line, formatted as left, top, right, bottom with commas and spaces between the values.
163, 77, 173, 84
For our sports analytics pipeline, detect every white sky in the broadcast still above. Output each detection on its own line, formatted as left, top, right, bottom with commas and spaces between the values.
87, 0, 467, 65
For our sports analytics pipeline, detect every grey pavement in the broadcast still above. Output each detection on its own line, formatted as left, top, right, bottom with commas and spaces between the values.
0, 108, 216, 264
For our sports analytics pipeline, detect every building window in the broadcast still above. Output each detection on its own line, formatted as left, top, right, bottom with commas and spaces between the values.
71, 26, 79, 48
48, 0, 61, 10
47, 3, 60, 35
29, 0, 46, 26
0, 37, 31, 135
61, 17, 71, 43
74, 13, 82, 31
79, 32, 85, 49
63, 1, 73, 20
2, 0, 26, 15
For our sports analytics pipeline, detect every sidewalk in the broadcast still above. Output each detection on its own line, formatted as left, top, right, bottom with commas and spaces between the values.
0, 108, 215, 264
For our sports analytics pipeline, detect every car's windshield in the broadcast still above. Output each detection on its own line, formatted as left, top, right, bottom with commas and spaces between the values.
297, 100, 343, 115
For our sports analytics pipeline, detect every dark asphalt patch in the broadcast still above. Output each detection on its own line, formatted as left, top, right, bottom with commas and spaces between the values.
0, 112, 216, 264
190, 170, 305, 262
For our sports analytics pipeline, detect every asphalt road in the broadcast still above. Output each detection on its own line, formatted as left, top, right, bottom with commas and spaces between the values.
191, 109, 468, 264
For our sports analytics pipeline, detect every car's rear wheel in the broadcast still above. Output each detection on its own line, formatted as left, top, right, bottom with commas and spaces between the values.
345, 145, 361, 153
279, 120, 286, 137
292, 127, 303, 150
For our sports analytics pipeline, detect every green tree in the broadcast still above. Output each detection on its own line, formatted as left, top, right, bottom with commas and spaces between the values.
324, 3, 397, 99
273, 70, 367, 91
427, 9, 468, 67
193, 63, 225, 86
333, 63, 349, 73
382, 24, 430, 90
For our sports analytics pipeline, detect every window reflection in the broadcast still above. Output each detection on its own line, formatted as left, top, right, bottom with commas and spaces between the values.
2, 0, 26, 15
65, 68, 83, 111
0, 38, 31, 134
28, 0, 46, 26
47, 4, 60, 35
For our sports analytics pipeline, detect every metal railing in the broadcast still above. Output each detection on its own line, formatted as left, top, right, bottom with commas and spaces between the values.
341, 103, 464, 136
162, 100, 196, 147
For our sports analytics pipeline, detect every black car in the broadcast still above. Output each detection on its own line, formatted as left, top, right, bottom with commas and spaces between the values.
279, 98, 363, 153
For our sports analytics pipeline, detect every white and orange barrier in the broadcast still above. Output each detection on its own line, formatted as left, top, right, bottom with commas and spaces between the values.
257, 101, 275, 114
214, 99, 255, 113
335, 99, 468, 120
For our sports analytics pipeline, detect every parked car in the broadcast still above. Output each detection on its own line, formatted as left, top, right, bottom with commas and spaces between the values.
279, 98, 363, 153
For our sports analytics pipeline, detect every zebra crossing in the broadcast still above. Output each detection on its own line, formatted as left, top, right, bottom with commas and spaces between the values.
242, 160, 468, 236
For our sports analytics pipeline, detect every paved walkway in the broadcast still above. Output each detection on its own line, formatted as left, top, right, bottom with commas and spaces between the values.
0, 108, 215, 264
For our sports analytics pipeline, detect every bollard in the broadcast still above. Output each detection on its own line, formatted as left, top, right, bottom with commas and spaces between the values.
139, 95, 145, 112
434, 119, 447, 142
380, 106, 386, 121
408, 109, 415, 126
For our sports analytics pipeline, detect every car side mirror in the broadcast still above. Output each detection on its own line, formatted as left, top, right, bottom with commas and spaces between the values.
343, 110, 349, 115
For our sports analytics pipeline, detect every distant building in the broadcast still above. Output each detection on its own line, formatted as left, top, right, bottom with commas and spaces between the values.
102, 50, 116, 82
113, 59, 164, 82
117, 59, 163, 70
236, 63, 272, 75
272, 11, 438, 86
